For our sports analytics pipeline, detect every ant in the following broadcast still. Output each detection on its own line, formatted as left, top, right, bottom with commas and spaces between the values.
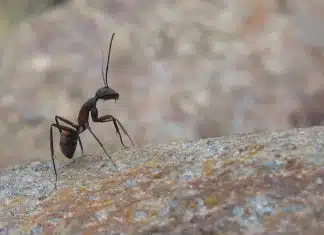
50, 32, 134, 189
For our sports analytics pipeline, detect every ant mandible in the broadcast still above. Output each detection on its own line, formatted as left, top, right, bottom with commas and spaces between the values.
50, 32, 134, 189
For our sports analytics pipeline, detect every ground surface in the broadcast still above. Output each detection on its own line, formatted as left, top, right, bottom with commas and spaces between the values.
1, 126, 324, 234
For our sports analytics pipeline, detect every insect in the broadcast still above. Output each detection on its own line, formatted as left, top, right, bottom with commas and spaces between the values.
50, 32, 134, 189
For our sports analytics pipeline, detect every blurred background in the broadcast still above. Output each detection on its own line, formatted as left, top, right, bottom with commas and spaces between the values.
1, 0, 324, 169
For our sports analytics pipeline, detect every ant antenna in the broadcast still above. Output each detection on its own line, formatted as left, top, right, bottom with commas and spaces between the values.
102, 32, 115, 88
100, 46, 105, 86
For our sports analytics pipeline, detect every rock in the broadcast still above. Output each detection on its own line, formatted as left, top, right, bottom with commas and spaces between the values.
1, 127, 324, 234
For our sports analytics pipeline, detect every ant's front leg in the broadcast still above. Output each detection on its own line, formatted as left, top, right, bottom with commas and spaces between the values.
90, 108, 134, 148
55, 115, 84, 155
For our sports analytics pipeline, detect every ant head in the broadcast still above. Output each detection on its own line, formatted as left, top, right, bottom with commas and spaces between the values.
98, 32, 119, 101
95, 86, 119, 100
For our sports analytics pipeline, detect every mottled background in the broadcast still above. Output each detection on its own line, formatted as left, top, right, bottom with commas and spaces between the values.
1, 0, 324, 168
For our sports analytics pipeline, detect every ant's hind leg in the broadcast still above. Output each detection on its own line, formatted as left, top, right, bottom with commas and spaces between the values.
50, 124, 58, 189
50, 123, 79, 189
78, 136, 84, 155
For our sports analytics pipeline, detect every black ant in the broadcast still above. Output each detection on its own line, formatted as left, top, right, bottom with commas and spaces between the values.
50, 32, 134, 189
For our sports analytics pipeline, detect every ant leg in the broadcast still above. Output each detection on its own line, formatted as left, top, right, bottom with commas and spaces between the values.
55, 116, 84, 155
50, 123, 79, 189
50, 124, 58, 190
78, 136, 84, 155
86, 124, 118, 168
109, 116, 127, 148
55, 115, 78, 129
114, 118, 135, 146
92, 114, 134, 148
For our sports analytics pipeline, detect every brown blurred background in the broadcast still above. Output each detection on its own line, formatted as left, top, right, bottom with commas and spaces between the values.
1, 0, 324, 169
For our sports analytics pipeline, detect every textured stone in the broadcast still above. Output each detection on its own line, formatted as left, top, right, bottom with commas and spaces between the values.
1, 127, 324, 234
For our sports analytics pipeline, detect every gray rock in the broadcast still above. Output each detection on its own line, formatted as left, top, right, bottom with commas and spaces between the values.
1, 127, 324, 234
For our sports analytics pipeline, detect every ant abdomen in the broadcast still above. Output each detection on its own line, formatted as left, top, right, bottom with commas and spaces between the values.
59, 131, 78, 159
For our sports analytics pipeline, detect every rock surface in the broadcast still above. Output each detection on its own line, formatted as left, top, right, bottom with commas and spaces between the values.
1, 126, 324, 234
3, 0, 324, 168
